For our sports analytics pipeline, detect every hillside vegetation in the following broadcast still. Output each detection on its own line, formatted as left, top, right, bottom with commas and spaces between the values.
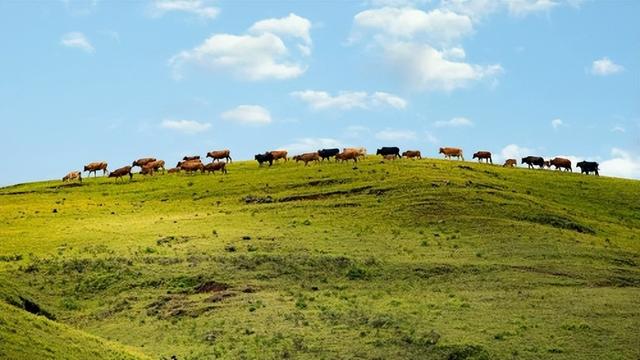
0, 157, 639, 359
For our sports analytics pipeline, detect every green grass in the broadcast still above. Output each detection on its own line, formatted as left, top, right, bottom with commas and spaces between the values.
1, 157, 639, 359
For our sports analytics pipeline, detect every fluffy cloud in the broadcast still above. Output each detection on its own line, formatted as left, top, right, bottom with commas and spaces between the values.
590, 57, 624, 76
150, 0, 219, 19
291, 90, 407, 110
434, 117, 473, 128
354, 7, 473, 43
375, 129, 416, 141
500, 144, 534, 162
169, 14, 311, 80
551, 118, 564, 129
600, 148, 640, 179
161, 119, 211, 134
60, 32, 94, 53
220, 105, 272, 125
281, 138, 343, 154
249, 13, 312, 45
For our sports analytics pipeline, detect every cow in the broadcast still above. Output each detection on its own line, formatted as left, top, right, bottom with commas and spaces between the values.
439, 147, 464, 161
270, 150, 288, 162
344, 147, 367, 159
183, 156, 200, 161
84, 162, 108, 177
108, 166, 133, 182
521, 156, 545, 169
62, 171, 82, 183
206, 149, 232, 163
204, 161, 227, 174
576, 161, 599, 176
255, 153, 274, 167
543, 160, 551, 168
139, 164, 155, 176
318, 148, 340, 161
336, 150, 359, 163
472, 151, 492, 164
549, 157, 572, 172
503, 159, 517, 168
167, 167, 181, 174
178, 159, 204, 174
293, 152, 321, 166
147, 160, 165, 174
376, 147, 400, 159
132, 158, 156, 168
402, 150, 421, 159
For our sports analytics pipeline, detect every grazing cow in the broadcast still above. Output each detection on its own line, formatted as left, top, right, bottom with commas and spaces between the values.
503, 159, 517, 168
294, 152, 320, 166
402, 150, 422, 159
576, 161, 599, 176
344, 147, 367, 159
207, 149, 232, 163
204, 161, 227, 174
270, 150, 288, 162
178, 159, 204, 174
255, 152, 274, 166
336, 150, 359, 163
108, 166, 133, 182
549, 157, 572, 172
439, 147, 464, 161
521, 156, 545, 169
132, 158, 156, 168
167, 167, 181, 174
472, 151, 492, 164
84, 162, 108, 177
62, 171, 82, 183
318, 148, 340, 161
376, 147, 400, 159
183, 155, 200, 161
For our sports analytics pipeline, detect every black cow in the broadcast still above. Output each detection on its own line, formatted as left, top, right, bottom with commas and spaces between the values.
318, 148, 339, 161
376, 147, 401, 159
521, 156, 545, 169
255, 152, 274, 166
576, 161, 599, 176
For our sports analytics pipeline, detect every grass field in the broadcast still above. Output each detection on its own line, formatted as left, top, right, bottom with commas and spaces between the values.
1, 157, 639, 359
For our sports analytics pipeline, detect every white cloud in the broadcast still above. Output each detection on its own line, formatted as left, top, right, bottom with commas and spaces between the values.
500, 144, 534, 162
150, 0, 219, 19
249, 13, 312, 45
383, 41, 503, 91
375, 129, 416, 141
590, 57, 624, 76
169, 14, 312, 81
434, 116, 473, 128
551, 118, 564, 129
611, 126, 625, 133
354, 7, 473, 43
600, 148, 640, 179
507, 0, 559, 16
161, 119, 211, 134
291, 90, 407, 110
60, 32, 94, 53
443, 47, 466, 60
221, 105, 272, 125
281, 137, 343, 154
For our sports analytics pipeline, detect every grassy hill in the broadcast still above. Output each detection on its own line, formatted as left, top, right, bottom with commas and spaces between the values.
1, 157, 639, 359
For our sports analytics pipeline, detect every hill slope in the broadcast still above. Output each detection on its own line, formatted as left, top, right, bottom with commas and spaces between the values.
1, 157, 639, 359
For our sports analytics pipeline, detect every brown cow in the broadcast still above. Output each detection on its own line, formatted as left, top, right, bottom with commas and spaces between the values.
132, 158, 156, 167
108, 166, 133, 182
293, 152, 320, 166
183, 155, 200, 161
503, 159, 517, 167
62, 171, 82, 183
402, 150, 421, 159
336, 150, 359, 163
167, 167, 181, 174
549, 157, 572, 172
84, 162, 108, 177
270, 150, 288, 162
146, 160, 165, 174
439, 147, 464, 161
204, 161, 228, 174
140, 164, 155, 176
206, 149, 232, 163
343, 147, 367, 159
178, 159, 204, 174
472, 151, 492, 164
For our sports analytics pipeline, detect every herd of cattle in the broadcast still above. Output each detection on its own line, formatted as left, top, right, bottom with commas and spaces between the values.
62, 146, 601, 182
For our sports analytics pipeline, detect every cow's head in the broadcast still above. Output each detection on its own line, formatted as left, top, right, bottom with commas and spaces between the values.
439, 148, 444, 154
521, 157, 527, 164
472, 152, 478, 159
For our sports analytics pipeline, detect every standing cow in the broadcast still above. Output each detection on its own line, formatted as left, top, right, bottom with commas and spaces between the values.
344, 147, 367, 159
62, 171, 82, 183
108, 166, 133, 182
84, 162, 108, 177
576, 161, 599, 176
204, 162, 227, 174
132, 158, 156, 168
549, 157, 572, 172
439, 147, 464, 161
376, 147, 400, 159
521, 156, 545, 169
318, 148, 340, 161
294, 152, 321, 166
270, 150, 288, 162
255, 153, 274, 167
207, 150, 232, 163
402, 150, 422, 159
472, 151, 492, 164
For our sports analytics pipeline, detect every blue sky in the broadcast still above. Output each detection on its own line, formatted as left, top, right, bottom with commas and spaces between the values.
1, 0, 638, 186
